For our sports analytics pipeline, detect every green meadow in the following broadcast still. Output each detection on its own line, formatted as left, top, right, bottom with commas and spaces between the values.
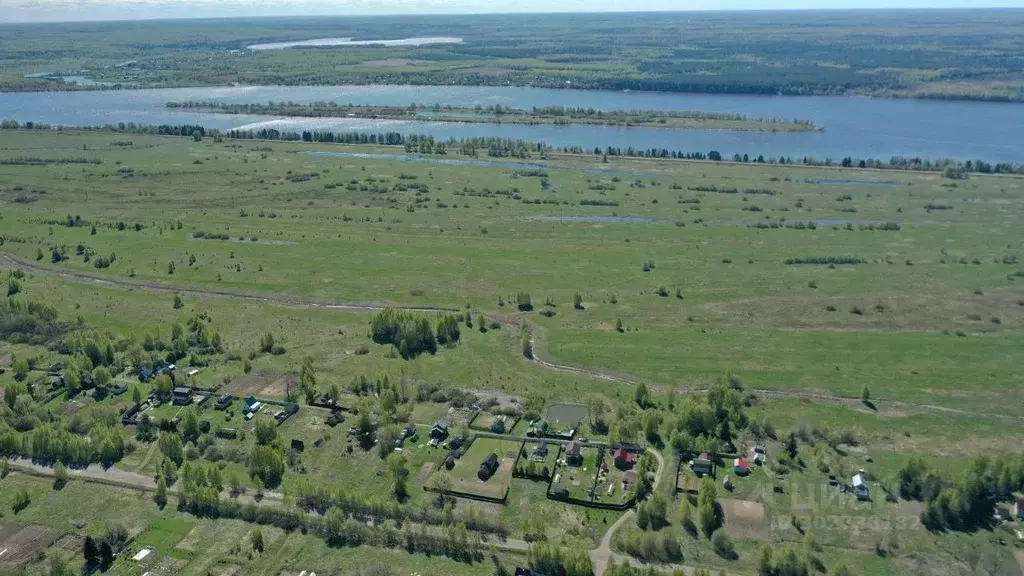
2, 127, 1024, 576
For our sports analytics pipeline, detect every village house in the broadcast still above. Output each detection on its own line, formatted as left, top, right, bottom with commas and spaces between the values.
733, 458, 751, 476
478, 452, 499, 481
552, 483, 570, 499
172, 387, 193, 405
565, 441, 583, 466
430, 419, 449, 439
215, 394, 233, 410
692, 452, 713, 476
614, 447, 636, 469
533, 441, 549, 461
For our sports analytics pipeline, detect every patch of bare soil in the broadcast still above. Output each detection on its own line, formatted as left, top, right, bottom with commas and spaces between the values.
418, 462, 435, 482
0, 525, 64, 566
223, 370, 277, 396
719, 498, 770, 541
261, 372, 298, 399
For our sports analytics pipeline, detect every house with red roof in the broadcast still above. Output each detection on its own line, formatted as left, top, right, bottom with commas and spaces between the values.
614, 447, 636, 469
733, 458, 751, 476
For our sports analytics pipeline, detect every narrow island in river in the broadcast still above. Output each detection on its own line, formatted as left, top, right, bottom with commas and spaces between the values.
165, 100, 820, 132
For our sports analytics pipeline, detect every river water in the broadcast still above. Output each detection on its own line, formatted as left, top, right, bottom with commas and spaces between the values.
0, 84, 1021, 162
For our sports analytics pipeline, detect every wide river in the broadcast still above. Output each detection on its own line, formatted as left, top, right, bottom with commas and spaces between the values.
1, 85, 1022, 162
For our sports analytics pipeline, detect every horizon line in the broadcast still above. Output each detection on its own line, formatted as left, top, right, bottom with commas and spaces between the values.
5, 6, 1024, 25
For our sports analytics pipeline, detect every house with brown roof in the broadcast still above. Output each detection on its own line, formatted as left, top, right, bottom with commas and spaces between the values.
566, 441, 583, 465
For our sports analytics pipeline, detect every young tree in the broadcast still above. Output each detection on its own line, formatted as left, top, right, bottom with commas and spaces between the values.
388, 452, 410, 501
758, 545, 773, 576
643, 411, 660, 442
516, 292, 533, 312
0, 458, 10, 479
11, 487, 30, 512
173, 294, 184, 309
250, 528, 265, 552
248, 445, 285, 487
228, 472, 243, 497
573, 292, 584, 310
680, 498, 697, 536
12, 357, 30, 380
860, 384, 871, 404
785, 431, 798, 459
697, 477, 720, 537
300, 356, 317, 404
521, 326, 533, 359
152, 374, 173, 398
49, 551, 75, 576
93, 366, 112, 392
588, 396, 608, 433
131, 386, 142, 405
712, 530, 735, 558
159, 432, 184, 466
254, 419, 277, 446
435, 314, 461, 345
154, 476, 168, 508
83, 536, 99, 566
53, 461, 69, 490
635, 382, 652, 409
428, 471, 452, 508
98, 541, 113, 567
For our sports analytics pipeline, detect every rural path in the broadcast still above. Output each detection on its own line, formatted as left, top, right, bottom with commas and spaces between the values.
11, 457, 158, 489
589, 447, 665, 576
0, 253, 455, 314
3, 252, 1008, 420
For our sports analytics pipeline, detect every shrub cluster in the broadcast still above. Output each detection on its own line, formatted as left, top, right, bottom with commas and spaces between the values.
370, 308, 437, 359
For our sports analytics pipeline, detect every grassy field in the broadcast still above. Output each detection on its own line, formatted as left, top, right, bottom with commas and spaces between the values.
1, 129, 1021, 420
2, 126, 1024, 575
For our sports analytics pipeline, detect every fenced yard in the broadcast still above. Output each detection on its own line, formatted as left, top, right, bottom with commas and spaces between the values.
440, 436, 520, 500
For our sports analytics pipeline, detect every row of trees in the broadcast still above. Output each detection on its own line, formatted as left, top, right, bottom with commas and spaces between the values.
527, 541, 594, 576
292, 479, 507, 535
4, 118, 1024, 174
0, 420, 125, 466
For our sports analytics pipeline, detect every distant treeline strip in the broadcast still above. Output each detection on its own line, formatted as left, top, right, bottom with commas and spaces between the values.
1, 118, 1021, 175
0, 156, 102, 165
785, 257, 867, 265
165, 100, 817, 129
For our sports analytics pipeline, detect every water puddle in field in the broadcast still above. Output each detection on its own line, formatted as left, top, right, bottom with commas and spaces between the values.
790, 177, 903, 187
529, 215, 669, 224
190, 234, 296, 246
298, 150, 547, 170
583, 168, 665, 178
246, 37, 463, 50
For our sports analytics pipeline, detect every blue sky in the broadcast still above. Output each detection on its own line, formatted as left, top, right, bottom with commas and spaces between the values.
3, 0, 1024, 23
